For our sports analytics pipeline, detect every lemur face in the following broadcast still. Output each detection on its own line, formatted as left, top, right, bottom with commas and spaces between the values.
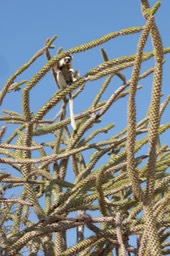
64, 56, 72, 64
58, 55, 73, 69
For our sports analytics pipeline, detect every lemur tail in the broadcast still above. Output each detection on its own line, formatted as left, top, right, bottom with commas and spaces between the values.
69, 95, 76, 130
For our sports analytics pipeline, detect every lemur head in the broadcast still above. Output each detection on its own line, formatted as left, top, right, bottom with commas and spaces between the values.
58, 55, 73, 69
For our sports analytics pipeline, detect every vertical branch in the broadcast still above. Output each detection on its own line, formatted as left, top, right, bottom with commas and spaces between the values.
127, 11, 154, 200
115, 212, 126, 256
53, 161, 67, 254
139, 1, 163, 256
21, 124, 45, 218
96, 171, 108, 216
141, 0, 164, 203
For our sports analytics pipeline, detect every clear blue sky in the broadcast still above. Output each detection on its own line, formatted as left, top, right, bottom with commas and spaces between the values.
0, 0, 170, 253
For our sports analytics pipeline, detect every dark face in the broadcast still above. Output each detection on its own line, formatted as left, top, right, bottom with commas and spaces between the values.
58, 55, 72, 69
64, 56, 72, 64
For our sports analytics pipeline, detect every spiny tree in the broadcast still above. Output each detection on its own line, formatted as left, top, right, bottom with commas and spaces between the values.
0, 1, 170, 255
